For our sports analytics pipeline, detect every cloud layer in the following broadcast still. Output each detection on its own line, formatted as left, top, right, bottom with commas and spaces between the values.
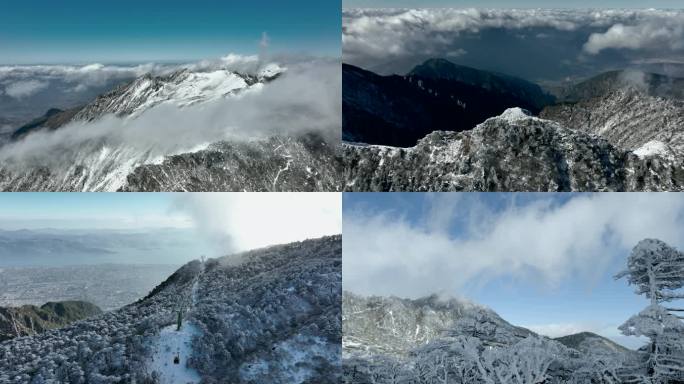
3, 80, 49, 98
583, 14, 684, 54
343, 8, 684, 79
0, 57, 341, 190
343, 193, 684, 298
173, 193, 341, 255
0, 53, 287, 101
0, 63, 163, 99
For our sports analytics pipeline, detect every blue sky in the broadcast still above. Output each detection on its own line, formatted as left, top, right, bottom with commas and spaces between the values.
343, 193, 684, 349
344, 0, 684, 8
0, 0, 341, 64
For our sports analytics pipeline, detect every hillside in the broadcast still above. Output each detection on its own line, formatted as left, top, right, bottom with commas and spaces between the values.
343, 59, 555, 147
0, 62, 340, 192
343, 291, 635, 384
0, 236, 341, 383
555, 332, 631, 355
343, 108, 684, 192
0, 301, 102, 342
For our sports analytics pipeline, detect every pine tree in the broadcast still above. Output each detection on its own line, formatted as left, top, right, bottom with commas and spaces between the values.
615, 239, 684, 383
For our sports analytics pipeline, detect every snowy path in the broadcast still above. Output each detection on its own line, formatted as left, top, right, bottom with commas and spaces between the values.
149, 323, 201, 383
149, 262, 204, 383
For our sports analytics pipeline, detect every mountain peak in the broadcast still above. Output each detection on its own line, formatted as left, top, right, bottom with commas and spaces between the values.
409, 58, 488, 80
554, 331, 631, 354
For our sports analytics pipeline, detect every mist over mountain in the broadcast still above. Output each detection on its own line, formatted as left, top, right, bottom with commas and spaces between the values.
0, 56, 342, 191
343, 8, 684, 82
0, 228, 209, 266
342, 7, 684, 191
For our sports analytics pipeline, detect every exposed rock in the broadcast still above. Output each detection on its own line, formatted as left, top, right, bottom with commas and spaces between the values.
343, 108, 684, 191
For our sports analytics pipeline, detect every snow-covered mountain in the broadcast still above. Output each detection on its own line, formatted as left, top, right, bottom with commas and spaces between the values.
343, 108, 684, 191
71, 66, 282, 122
343, 66, 684, 192
0, 62, 342, 192
343, 292, 636, 384
554, 332, 631, 356
343, 293, 533, 360
121, 134, 341, 192
541, 82, 684, 157
0, 236, 342, 384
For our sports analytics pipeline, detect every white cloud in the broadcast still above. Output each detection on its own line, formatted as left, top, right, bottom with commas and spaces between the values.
584, 15, 684, 54
185, 53, 282, 75
343, 8, 684, 72
260, 31, 271, 49
343, 8, 626, 62
343, 193, 684, 298
4, 80, 49, 98
0, 58, 340, 186
172, 193, 341, 254
0, 63, 164, 96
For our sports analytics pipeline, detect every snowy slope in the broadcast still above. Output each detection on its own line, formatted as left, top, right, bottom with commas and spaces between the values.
343, 292, 533, 359
122, 135, 342, 192
0, 134, 342, 192
149, 323, 201, 384
343, 108, 684, 192
541, 88, 684, 155
72, 67, 281, 121
148, 263, 203, 384
343, 292, 635, 384
0, 236, 342, 384
0, 62, 342, 192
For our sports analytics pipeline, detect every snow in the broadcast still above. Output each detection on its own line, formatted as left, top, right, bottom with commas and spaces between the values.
259, 63, 286, 78
496, 107, 534, 124
148, 260, 204, 384
173, 70, 248, 107
149, 323, 201, 384
239, 334, 338, 384
633, 140, 673, 160
272, 157, 293, 190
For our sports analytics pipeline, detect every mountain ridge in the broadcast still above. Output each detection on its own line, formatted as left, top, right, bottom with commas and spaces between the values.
343, 291, 636, 384
0, 235, 342, 383
343, 108, 684, 192
0, 300, 102, 342
343, 59, 555, 147
0, 64, 340, 192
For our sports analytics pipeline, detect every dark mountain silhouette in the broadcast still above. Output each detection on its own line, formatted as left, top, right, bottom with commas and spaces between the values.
11, 107, 83, 140
343, 59, 555, 147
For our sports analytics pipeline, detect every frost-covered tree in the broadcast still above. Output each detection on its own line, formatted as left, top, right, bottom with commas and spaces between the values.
615, 239, 684, 383
616, 239, 684, 305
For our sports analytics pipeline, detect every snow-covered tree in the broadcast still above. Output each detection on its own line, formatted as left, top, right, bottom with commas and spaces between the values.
615, 239, 684, 305
615, 239, 684, 383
